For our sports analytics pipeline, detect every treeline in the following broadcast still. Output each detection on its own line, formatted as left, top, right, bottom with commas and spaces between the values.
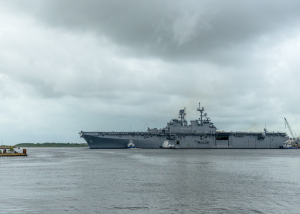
16, 143, 88, 147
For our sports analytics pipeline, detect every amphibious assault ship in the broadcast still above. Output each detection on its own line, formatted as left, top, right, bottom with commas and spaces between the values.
79, 103, 288, 149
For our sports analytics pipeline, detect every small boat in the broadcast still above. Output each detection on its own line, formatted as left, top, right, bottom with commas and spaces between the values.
160, 140, 177, 149
280, 140, 298, 149
126, 140, 136, 149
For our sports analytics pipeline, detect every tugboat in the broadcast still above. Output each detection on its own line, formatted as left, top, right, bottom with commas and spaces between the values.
126, 140, 136, 149
280, 140, 298, 149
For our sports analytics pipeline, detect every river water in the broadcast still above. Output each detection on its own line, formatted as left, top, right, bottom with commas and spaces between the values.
1, 148, 299, 213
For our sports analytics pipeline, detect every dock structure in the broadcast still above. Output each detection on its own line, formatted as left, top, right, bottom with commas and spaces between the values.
0, 149, 27, 157
0, 153, 27, 156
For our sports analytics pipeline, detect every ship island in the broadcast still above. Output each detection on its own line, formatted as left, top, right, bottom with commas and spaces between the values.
79, 103, 288, 149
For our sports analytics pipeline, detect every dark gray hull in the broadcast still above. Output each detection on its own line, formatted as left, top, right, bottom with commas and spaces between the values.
80, 103, 289, 149
81, 132, 288, 149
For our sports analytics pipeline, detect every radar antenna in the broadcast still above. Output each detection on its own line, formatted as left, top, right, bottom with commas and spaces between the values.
204, 112, 210, 122
197, 102, 205, 125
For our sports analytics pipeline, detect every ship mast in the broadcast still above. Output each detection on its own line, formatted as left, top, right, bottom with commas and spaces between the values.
197, 103, 204, 125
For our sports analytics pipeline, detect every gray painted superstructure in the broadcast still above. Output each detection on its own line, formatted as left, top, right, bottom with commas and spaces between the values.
80, 103, 288, 149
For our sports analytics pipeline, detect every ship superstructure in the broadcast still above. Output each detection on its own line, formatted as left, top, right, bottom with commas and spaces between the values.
79, 103, 288, 149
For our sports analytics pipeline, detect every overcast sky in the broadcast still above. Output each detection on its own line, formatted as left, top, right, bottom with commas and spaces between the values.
1, 0, 300, 144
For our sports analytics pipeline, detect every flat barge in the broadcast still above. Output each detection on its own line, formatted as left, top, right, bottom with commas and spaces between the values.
0, 149, 27, 156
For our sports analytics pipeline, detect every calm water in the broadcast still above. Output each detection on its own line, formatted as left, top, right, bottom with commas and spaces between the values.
1, 148, 300, 214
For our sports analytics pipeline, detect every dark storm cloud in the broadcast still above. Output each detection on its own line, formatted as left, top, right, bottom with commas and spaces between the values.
11, 0, 300, 62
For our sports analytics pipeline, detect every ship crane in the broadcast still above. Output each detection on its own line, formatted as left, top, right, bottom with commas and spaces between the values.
284, 118, 298, 142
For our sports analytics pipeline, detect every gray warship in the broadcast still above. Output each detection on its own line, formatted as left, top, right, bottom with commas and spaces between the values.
79, 103, 289, 149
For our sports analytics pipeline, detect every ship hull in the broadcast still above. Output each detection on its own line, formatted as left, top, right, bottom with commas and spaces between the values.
81, 132, 289, 149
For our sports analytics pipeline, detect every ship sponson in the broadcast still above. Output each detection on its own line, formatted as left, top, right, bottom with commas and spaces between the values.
79, 103, 288, 149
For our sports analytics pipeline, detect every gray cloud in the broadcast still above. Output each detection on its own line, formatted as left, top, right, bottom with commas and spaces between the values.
0, 0, 300, 144
10, 0, 300, 63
